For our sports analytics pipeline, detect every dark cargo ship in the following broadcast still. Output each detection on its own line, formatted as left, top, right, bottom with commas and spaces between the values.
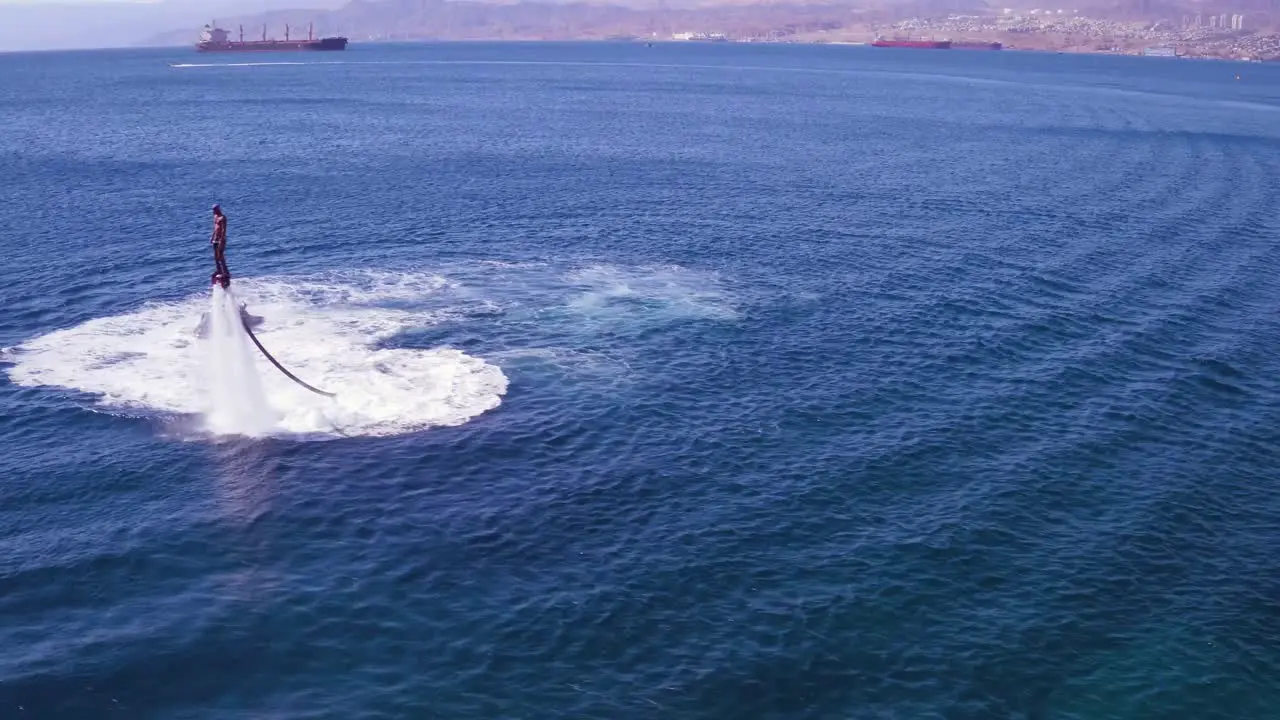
952, 41, 1003, 50
196, 24, 348, 52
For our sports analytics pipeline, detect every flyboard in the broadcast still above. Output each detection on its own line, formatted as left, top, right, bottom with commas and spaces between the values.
193, 304, 263, 339
201, 265, 335, 398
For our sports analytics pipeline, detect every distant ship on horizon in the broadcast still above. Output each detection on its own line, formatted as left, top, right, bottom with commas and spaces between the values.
872, 38, 952, 49
871, 37, 1003, 50
196, 23, 348, 53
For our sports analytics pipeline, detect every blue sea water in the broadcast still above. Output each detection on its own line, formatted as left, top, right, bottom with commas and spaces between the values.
2, 40, 1280, 718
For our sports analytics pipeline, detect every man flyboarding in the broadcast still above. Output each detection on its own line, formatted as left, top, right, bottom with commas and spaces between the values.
195, 204, 268, 337
197, 205, 334, 397
211, 204, 230, 288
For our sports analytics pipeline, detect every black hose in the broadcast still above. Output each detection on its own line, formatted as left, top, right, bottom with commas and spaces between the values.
240, 315, 336, 398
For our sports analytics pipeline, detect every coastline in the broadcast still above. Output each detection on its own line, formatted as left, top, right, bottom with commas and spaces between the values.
3, 35, 1276, 64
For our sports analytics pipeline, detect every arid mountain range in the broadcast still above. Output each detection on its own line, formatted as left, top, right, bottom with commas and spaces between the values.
145, 0, 1279, 46
1, 0, 1275, 52
152, 0, 1280, 46
0, 0, 346, 52
150, 0, 876, 45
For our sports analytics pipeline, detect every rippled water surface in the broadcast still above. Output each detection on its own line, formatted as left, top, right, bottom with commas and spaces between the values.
2, 42, 1279, 718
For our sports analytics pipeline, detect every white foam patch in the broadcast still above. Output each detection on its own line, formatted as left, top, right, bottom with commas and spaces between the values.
565, 265, 739, 322
4, 273, 507, 439
202, 286, 277, 436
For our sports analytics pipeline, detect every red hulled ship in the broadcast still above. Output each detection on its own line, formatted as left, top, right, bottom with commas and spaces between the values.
871, 38, 952, 49
197, 23, 348, 52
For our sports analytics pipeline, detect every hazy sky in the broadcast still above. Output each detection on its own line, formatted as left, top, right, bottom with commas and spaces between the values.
0, 0, 347, 51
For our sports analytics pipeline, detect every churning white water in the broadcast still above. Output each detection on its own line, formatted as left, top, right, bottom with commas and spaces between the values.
200, 286, 278, 436
3, 272, 509, 439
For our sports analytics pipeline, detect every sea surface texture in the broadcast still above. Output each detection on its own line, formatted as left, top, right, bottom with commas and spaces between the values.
2, 42, 1279, 719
